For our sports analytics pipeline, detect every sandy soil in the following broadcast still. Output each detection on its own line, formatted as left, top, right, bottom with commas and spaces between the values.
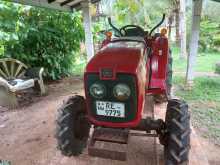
0, 77, 219, 165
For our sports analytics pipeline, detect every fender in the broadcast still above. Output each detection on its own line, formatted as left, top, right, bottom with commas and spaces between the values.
147, 36, 169, 94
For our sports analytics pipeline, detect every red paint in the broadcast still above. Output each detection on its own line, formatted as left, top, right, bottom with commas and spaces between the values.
84, 36, 169, 128
86, 41, 145, 75
148, 36, 168, 94
101, 38, 111, 48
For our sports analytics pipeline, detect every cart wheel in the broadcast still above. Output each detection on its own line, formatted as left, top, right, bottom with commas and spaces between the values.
55, 95, 91, 156
164, 99, 191, 165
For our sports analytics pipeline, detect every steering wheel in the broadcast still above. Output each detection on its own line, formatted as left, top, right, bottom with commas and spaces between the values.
120, 25, 145, 37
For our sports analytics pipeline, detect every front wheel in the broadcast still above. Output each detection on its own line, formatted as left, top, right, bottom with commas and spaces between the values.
164, 99, 191, 165
55, 95, 91, 156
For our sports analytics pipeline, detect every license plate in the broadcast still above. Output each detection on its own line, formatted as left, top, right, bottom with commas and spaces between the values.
96, 101, 125, 118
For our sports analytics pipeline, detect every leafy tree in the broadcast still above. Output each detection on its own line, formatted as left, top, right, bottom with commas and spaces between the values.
113, 0, 171, 29
200, 0, 220, 51
199, 19, 220, 51
0, 2, 84, 80
0, 2, 21, 54
0, 40, 4, 56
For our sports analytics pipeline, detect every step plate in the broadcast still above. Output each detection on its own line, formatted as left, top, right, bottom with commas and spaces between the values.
93, 127, 129, 144
88, 127, 129, 161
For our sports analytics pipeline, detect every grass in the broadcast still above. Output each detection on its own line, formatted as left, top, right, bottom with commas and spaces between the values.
172, 46, 220, 72
172, 45, 220, 144
173, 76, 220, 144
174, 76, 220, 102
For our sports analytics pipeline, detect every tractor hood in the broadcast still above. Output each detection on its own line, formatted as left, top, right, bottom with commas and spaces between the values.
86, 39, 146, 75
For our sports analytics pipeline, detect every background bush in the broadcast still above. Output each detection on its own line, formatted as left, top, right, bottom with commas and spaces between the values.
199, 18, 220, 52
199, 1, 220, 52
0, 3, 84, 80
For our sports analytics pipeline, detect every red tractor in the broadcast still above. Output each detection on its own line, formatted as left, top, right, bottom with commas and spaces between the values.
55, 14, 190, 165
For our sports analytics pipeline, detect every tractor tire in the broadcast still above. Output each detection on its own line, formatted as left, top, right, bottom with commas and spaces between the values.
164, 99, 191, 165
55, 95, 91, 156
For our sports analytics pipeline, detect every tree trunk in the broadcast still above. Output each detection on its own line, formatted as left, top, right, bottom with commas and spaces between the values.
168, 15, 173, 39
186, 0, 203, 84
175, 10, 180, 45
175, 9, 180, 45
179, 0, 187, 59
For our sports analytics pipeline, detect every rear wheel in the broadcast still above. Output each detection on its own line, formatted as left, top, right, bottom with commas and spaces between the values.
55, 95, 91, 156
164, 99, 191, 165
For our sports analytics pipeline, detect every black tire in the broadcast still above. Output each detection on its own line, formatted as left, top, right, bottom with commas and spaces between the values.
55, 95, 91, 156
164, 99, 191, 165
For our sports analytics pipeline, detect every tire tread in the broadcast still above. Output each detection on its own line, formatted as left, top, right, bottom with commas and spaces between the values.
164, 99, 190, 165
55, 95, 90, 156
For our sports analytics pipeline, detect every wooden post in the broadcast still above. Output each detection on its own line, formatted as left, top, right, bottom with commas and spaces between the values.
186, 0, 203, 84
82, 1, 94, 61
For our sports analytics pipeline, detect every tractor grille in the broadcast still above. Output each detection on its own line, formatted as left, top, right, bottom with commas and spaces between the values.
85, 73, 138, 123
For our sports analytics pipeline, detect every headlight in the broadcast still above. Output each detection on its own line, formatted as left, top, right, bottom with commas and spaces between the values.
113, 83, 131, 101
89, 83, 106, 99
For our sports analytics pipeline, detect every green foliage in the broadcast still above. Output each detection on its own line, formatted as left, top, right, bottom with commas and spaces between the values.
99, 0, 220, 53
199, 19, 220, 51
113, 0, 170, 29
72, 58, 87, 76
0, 2, 84, 80
197, 1, 220, 52
92, 20, 107, 43
0, 41, 4, 56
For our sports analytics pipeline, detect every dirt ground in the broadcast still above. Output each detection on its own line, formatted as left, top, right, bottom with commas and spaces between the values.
0, 77, 220, 165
